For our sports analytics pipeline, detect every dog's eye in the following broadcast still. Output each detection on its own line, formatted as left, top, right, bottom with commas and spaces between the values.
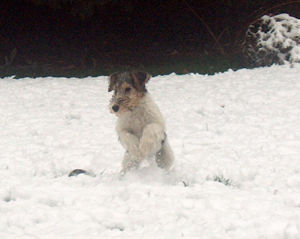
125, 87, 131, 93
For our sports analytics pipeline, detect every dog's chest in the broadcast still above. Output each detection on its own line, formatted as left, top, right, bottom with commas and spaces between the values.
116, 94, 164, 138
118, 109, 149, 137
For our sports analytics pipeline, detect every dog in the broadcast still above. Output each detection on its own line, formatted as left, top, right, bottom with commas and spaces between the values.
108, 71, 174, 175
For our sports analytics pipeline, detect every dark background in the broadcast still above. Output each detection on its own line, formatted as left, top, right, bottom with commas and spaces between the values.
1, 0, 299, 77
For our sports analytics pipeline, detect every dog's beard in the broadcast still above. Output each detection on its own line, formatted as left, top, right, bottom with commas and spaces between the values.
109, 96, 138, 115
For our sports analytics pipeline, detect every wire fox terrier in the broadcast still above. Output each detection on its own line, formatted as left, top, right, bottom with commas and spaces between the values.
108, 71, 174, 175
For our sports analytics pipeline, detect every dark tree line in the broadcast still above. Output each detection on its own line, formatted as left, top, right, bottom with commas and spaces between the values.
0, 0, 299, 76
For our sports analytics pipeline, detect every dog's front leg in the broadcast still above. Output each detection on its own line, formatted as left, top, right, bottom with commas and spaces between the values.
139, 123, 165, 159
118, 130, 142, 174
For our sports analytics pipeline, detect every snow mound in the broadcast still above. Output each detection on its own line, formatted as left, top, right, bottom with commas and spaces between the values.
244, 13, 300, 66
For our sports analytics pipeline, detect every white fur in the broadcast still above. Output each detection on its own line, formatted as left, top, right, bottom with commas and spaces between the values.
115, 93, 174, 174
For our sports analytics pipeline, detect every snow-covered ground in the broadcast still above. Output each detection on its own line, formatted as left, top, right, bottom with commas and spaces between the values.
1, 65, 300, 239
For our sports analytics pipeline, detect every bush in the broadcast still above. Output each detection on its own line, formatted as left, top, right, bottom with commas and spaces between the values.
244, 14, 300, 66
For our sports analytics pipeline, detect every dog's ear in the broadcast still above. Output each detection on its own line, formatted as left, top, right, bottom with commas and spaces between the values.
108, 72, 119, 92
136, 71, 151, 84
130, 71, 151, 92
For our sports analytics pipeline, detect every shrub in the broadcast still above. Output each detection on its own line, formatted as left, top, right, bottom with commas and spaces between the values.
244, 14, 300, 66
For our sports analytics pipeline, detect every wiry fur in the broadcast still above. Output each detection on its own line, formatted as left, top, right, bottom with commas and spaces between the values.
108, 71, 174, 175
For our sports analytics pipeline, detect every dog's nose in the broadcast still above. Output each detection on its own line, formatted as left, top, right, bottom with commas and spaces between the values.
112, 105, 119, 112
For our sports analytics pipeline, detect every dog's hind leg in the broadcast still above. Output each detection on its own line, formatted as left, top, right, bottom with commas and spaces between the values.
155, 138, 174, 170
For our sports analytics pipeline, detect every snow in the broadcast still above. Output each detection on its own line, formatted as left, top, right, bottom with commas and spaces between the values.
1, 64, 300, 238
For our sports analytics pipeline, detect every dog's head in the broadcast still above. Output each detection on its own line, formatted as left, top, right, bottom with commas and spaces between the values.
108, 71, 151, 116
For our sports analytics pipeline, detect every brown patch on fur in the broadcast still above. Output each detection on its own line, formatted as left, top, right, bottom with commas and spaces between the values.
126, 90, 144, 111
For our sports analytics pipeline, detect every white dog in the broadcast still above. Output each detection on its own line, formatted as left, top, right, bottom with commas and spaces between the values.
108, 71, 174, 175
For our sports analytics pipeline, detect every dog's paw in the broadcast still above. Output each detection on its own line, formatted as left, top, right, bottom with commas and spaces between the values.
68, 169, 91, 177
